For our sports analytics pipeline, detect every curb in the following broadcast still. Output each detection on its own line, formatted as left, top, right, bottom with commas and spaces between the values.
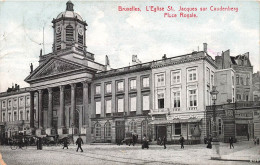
211, 158, 260, 163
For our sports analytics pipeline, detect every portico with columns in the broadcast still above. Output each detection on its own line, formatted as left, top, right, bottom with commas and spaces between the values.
24, 1, 105, 143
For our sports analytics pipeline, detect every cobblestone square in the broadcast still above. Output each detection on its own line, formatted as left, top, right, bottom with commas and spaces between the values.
1, 141, 259, 165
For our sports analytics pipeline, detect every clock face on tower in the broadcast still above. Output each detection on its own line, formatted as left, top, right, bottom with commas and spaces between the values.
78, 28, 83, 36
56, 26, 61, 34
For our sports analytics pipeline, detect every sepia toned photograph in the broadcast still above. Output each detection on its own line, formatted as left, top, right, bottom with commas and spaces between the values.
0, 0, 259, 164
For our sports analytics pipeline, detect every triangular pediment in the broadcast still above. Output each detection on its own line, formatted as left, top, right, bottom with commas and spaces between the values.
25, 57, 88, 82
36, 60, 79, 78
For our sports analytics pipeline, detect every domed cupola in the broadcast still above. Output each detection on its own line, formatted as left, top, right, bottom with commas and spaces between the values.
52, 1, 88, 55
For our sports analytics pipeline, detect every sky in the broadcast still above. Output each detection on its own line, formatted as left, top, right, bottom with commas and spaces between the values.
0, 0, 259, 92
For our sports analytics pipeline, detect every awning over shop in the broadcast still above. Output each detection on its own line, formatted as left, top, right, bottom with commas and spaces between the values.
149, 118, 202, 125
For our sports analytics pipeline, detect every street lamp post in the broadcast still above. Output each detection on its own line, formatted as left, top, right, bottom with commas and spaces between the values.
71, 123, 74, 144
210, 86, 220, 159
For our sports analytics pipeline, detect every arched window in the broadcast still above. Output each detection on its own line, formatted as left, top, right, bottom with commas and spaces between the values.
210, 117, 224, 136
217, 118, 224, 135
129, 121, 137, 133
141, 120, 148, 137
66, 25, 74, 42
95, 123, 101, 137
104, 122, 111, 137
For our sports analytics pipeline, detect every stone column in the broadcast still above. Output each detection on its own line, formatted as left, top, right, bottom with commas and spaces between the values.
38, 89, 43, 128
58, 85, 65, 134
29, 91, 35, 128
82, 81, 89, 126
47, 87, 53, 128
70, 83, 76, 127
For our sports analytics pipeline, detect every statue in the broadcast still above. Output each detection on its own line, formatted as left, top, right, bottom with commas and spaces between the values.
30, 63, 33, 73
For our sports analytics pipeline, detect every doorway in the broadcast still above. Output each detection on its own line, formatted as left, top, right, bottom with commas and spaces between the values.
115, 121, 125, 144
156, 125, 167, 141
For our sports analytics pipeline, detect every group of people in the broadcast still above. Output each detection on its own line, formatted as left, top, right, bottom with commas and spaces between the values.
206, 135, 234, 149
62, 135, 84, 152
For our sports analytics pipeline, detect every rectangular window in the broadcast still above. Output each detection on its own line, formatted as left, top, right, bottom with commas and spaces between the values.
14, 99, 17, 107
175, 123, 181, 135
14, 112, 17, 121
206, 68, 210, 84
105, 100, 111, 114
171, 70, 181, 84
117, 81, 124, 92
142, 95, 149, 110
246, 74, 250, 85
237, 94, 241, 100
232, 76, 234, 86
8, 113, 11, 121
117, 98, 124, 112
8, 100, 11, 107
2, 113, 5, 122
105, 83, 111, 93
2, 101, 5, 108
95, 85, 101, 95
211, 74, 214, 86
187, 68, 197, 82
158, 93, 164, 109
173, 91, 181, 108
95, 101, 101, 114
236, 75, 239, 85
189, 89, 197, 107
19, 98, 23, 106
130, 97, 136, 111
130, 79, 136, 90
26, 97, 30, 106
26, 111, 29, 120
20, 111, 23, 120
142, 77, 149, 88
240, 77, 244, 85
156, 74, 165, 87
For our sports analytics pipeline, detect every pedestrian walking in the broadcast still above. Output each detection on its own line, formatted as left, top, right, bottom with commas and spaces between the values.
206, 135, 212, 149
163, 136, 166, 149
229, 137, 234, 149
142, 134, 149, 149
76, 135, 83, 152
179, 135, 184, 149
63, 137, 68, 149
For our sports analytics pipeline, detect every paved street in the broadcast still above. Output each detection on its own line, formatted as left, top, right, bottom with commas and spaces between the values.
0, 141, 259, 165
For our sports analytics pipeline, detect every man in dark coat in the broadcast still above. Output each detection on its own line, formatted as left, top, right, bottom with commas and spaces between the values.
76, 135, 84, 152
207, 135, 212, 149
229, 137, 234, 149
179, 135, 184, 149
63, 137, 68, 149
142, 134, 149, 149
163, 136, 166, 149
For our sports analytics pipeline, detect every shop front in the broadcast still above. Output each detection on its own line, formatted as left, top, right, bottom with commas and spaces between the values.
149, 118, 202, 144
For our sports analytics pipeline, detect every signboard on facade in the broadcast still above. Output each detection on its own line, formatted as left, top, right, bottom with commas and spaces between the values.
235, 110, 253, 119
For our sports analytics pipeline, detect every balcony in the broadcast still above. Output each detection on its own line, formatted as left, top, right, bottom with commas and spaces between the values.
188, 107, 197, 111
169, 107, 181, 112
113, 112, 125, 117
149, 108, 168, 115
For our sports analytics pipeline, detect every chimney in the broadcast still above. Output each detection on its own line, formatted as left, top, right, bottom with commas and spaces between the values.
203, 43, 207, 53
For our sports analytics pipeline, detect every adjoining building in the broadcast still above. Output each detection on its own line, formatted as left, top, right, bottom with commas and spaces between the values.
253, 71, 260, 101
0, 85, 38, 139
215, 50, 253, 102
206, 101, 260, 142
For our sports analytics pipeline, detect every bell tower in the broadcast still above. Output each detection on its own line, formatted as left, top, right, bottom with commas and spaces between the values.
52, 1, 89, 57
